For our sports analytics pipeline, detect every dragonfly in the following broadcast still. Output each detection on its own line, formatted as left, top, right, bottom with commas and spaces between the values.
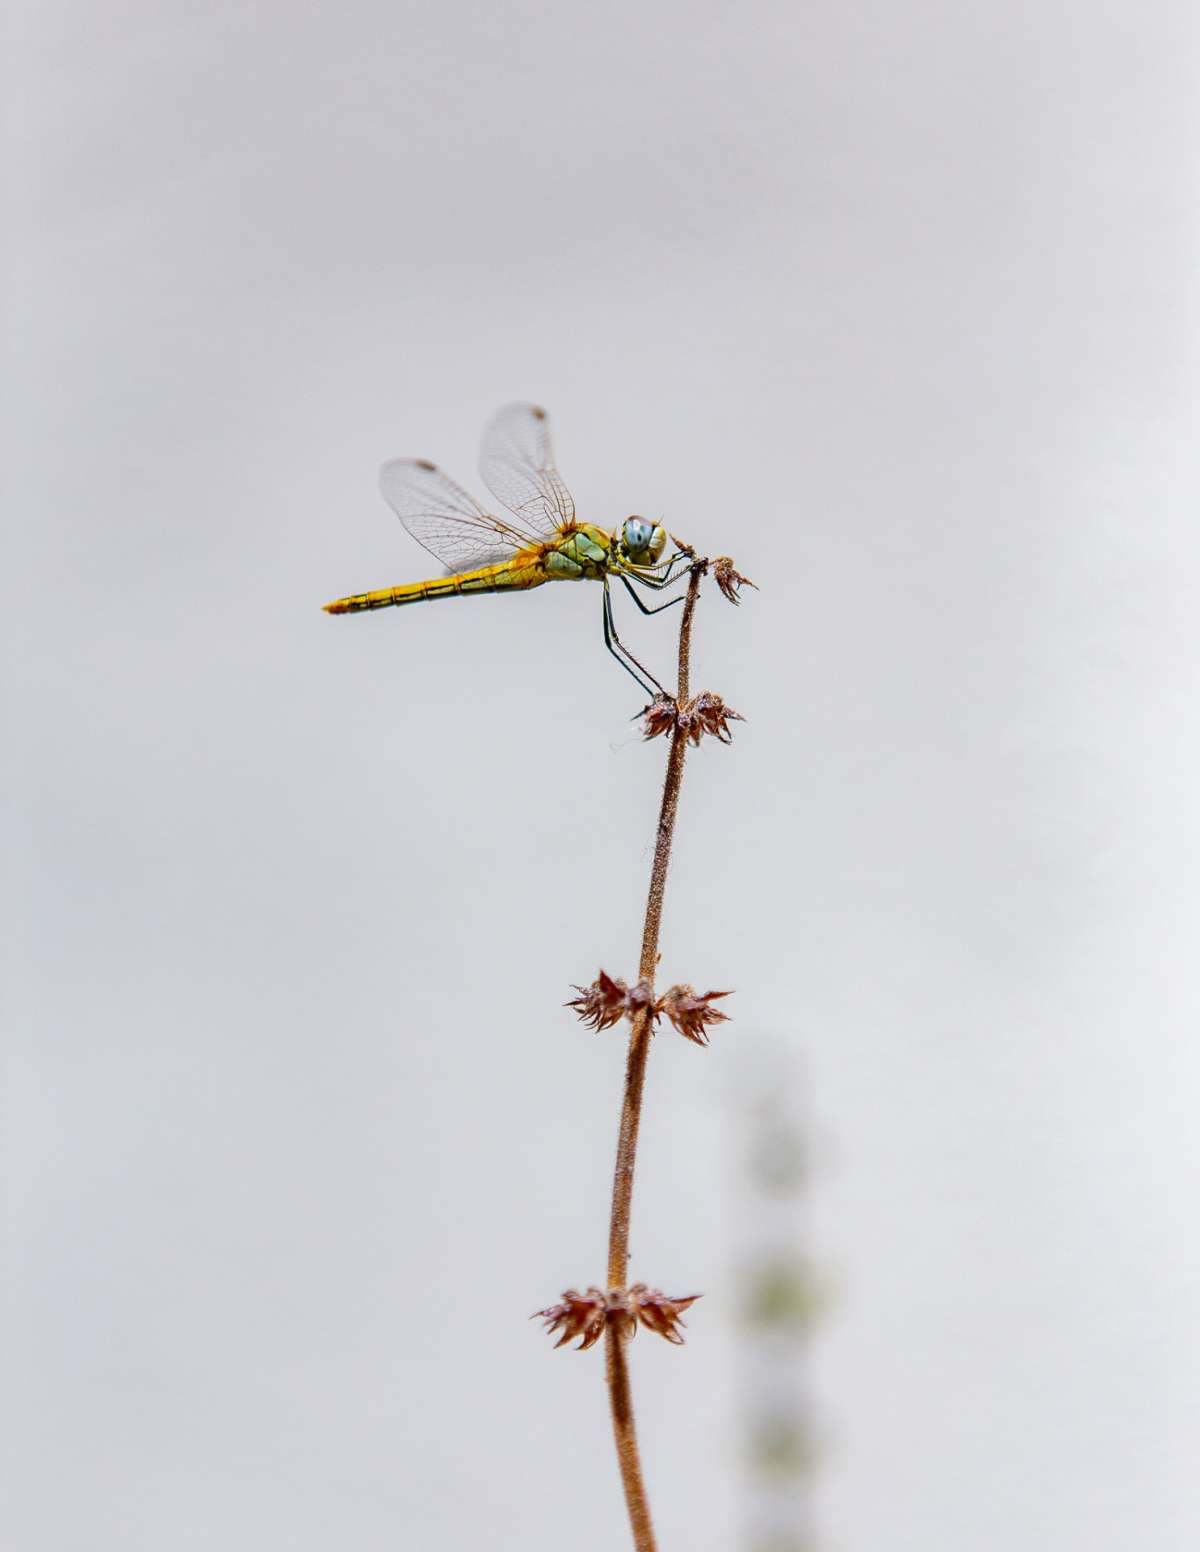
323, 404, 694, 696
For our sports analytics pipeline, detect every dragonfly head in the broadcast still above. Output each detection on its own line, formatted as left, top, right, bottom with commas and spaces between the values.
619, 517, 667, 565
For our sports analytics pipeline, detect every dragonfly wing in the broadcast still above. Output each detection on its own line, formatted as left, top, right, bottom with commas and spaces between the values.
479, 403, 576, 536
379, 458, 541, 573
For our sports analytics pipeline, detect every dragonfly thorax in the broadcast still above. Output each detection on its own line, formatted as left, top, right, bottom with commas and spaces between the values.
548, 524, 612, 579
616, 517, 667, 566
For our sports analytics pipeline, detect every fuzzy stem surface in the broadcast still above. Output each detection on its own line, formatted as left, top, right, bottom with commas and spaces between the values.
604, 561, 705, 1552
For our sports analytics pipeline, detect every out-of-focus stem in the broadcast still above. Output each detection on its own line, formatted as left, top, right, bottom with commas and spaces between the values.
604, 561, 705, 1552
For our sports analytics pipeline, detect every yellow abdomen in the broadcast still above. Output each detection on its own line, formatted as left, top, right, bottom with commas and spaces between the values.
323, 556, 547, 615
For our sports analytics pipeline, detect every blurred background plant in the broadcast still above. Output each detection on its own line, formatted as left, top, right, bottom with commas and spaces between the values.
737, 1045, 827, 1552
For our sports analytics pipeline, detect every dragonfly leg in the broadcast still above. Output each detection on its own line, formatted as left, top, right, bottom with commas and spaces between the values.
627, 555, 694, 594
620, 573, 685, 617
602, 581, 666, 698
656, 551, 695, 586
627, 556, 689, 591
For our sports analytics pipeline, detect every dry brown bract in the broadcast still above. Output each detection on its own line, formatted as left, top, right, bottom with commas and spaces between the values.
566, 969, 654, 1031
534, 1285, 702, 1350
712, 555, 757, 605
626, 1285, 701, 1344
569, 971, 733, 1046
640, 691, 745, 746
686, 691, 744, 745
640, 695, 679, 741
655, 984, 733, 1046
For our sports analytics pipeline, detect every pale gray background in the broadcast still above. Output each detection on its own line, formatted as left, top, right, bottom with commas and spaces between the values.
7, 1, 1199, 1547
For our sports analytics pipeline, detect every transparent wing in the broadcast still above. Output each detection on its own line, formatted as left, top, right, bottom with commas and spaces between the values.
378, 458, 542, 573
479, 403, 576, 536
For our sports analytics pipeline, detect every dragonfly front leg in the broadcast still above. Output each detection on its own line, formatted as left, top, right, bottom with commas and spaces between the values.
602, 580, 666, 698
620, 574, 685, 617
638, 552, 693, 589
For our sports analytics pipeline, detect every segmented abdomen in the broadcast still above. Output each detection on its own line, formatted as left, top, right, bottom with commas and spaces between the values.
324, 560, 548, 614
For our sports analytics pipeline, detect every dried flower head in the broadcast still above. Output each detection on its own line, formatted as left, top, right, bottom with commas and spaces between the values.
567, 970, 653, 1031
643, 692, 745, 746
688, 691, 744, 745
640, 695, 679, 741
533, 1287, 609, 1350
534, 1285, 702, 1349
627, 1284, 701, 1344
713, 555, 757, 605
656, 984, 732, 1045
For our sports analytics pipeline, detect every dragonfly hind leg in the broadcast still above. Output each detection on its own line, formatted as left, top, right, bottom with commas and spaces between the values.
602, 581, 667, 698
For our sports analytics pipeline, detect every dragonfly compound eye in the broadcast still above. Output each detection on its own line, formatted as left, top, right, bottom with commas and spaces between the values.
622, 518, 654, 556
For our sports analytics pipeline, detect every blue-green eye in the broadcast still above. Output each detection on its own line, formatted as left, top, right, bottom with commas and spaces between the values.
623, 518, 653, 553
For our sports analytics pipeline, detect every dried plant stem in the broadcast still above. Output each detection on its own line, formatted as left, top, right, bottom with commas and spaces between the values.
604, 561, 704, 1552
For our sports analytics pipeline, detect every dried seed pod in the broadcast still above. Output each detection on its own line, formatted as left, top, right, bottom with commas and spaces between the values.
656, 984, 733, 1045
712, 555, 757, 605
566, 970, 653, 1031
534, 1286, 702, 1349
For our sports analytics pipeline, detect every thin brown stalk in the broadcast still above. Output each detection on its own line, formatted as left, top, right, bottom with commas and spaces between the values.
604, 560, 705, 1551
